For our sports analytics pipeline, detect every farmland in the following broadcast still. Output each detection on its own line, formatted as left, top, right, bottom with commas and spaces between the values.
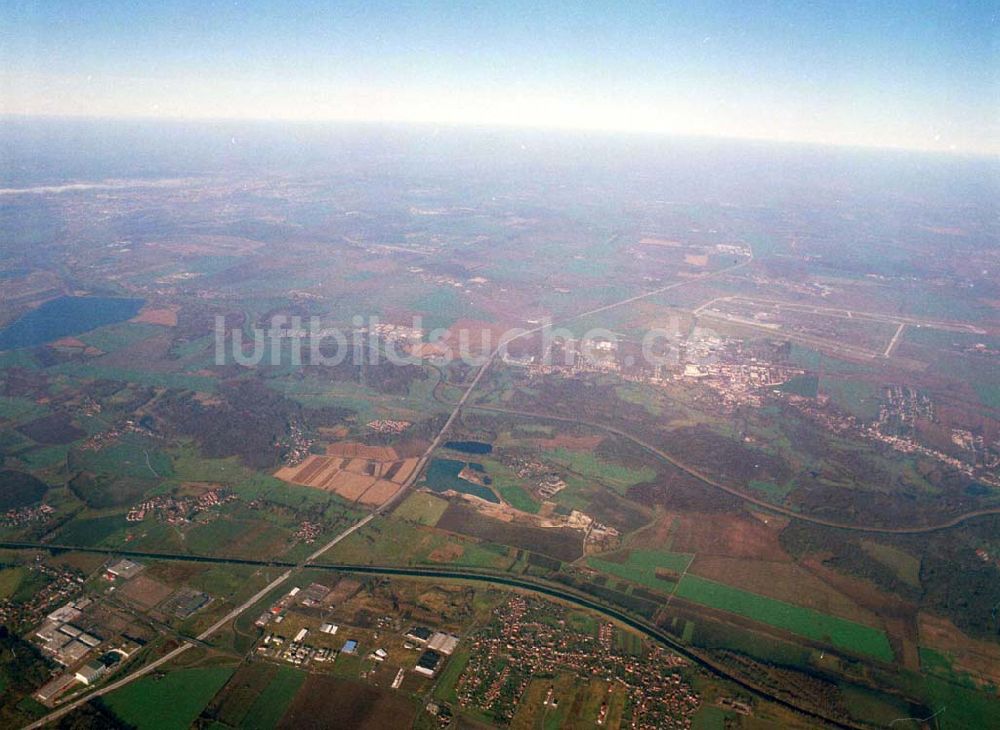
535, 447, 656, 495
673, 575, 895, 662
276, 675, 418, 730
101, 666, 235, 730
436, 503, 584, 562
205, 663, 305, 730
587, 549, 694, 593
391, 491, 449, 526
273, 443, 415, 507
0, 119, 998, 730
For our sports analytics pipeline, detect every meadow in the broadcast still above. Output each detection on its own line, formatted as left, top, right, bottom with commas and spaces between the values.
243, 666, 306, 730
587, 549, 694, 593
539, 447, 655, 495
391, 491, 449, 525
101, 666, 235, 730
673, 575, 894, 662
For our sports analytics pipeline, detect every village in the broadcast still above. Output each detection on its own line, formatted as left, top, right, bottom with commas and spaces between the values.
455, 595, 704, 728
125, 486, 237, 524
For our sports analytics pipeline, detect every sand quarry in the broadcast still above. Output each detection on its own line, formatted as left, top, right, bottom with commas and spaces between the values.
274, 442, 419, 507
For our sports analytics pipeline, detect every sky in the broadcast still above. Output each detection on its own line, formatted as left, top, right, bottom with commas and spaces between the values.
1, 1, 997, 155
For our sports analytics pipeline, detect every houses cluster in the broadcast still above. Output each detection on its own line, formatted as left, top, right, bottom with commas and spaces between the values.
682, 358, 802, 410
126, 487, 237, 523
293, 520, 321, 544
536, 474, 567, 499
790, 386, 986, 480
501, 455, 568, 499
369, 322, 424, 344
79, 417, 156, 452
258, 616, 372, 669
367, 419, 412, 434
504, 454, 551, 479
277, 420, 314, 466
585, 521, 621, 550
35, 645, 134, 706
714, 244, 752, 257
252, 599, 463, 690
2, 503, 54, 527
0, 561, 83, 631
455, 596, 700, 728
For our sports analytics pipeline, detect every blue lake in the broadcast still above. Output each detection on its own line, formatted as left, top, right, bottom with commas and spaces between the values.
0, 296, 145, 350
443, 440, 493, 455
424, 458, 499, 503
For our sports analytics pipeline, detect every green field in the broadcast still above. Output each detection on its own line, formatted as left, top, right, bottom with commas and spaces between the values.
0, 567, 26, 600
919, 674, 1000, 730
861, 540, 922, 587
674, 575, 894, 662
821, 378, 881, 420
184, 517, 291, 558
102, 666, 235, 730
391, 491, 449, 526
49, 363, 218, 392
75, 435, 173, 480
0, 396, 47, 422
54, 514, 128, 547
776, 374, 819, 398
321, 517, 511, 570
243, 666, 305, 730
18, 444, 71, 470
588, 549, 693, 593
497, 483, 540, 512
79, 322, 162, 352
691, 705, 735, 730
433, 650, 470, 703
540, 448, 655, 494
748, 480, 795, 502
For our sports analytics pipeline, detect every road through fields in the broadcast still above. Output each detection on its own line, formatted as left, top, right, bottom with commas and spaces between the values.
21, 253, 755, 728
22, 514, 374, 729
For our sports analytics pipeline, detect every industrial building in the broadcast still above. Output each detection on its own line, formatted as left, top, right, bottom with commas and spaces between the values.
415, 649, 442, 677
74, 661, 106, 686
34, 674, 79, 704
105, 559, 143, 581
426, 632, 459, 656
405, 626, 433, 644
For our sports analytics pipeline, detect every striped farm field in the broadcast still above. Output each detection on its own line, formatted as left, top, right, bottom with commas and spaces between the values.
674, 574, 894, 662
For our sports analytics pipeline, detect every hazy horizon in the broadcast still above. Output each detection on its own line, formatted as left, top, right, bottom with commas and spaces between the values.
2, 1, 997, 155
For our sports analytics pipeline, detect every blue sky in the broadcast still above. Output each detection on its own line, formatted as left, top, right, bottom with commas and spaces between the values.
1, 1, 997, 153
